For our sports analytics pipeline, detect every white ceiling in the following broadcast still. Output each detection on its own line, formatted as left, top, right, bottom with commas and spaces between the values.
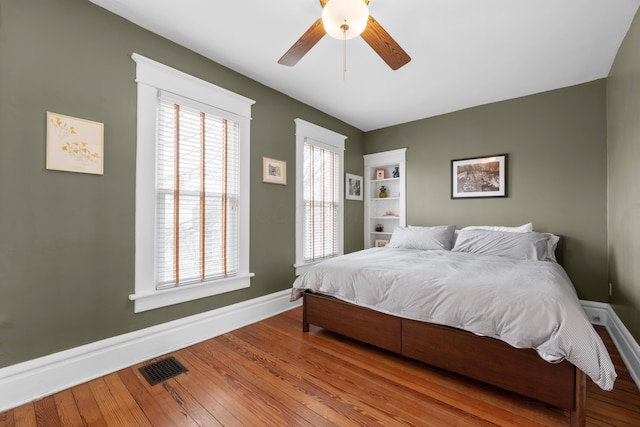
89, 0, 639, 131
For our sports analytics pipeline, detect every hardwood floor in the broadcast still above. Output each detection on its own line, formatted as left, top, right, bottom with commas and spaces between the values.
1, 307, 639, 426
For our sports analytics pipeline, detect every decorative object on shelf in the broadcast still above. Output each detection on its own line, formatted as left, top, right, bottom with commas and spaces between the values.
262, 157, 287, 185
379, 185, 387, 198
375, 169, 385, 179
375, 239, 389, 247
451, 153, 507, 199
392, 166, 399, 178
375, 224, 384, 232
46, 112, 104, 175
345, 173, 363, 200
384, 211, 395, 216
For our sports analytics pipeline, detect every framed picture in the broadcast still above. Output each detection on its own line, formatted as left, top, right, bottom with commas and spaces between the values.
375, 169, 386, 180
345, 173, 363, 200
451, 153, 507, 199
262, 157, 286, 185
46, 112, 104, 175
375, 239, 389, 247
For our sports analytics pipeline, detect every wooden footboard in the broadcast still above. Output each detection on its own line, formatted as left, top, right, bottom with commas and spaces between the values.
302, 292, 586, 426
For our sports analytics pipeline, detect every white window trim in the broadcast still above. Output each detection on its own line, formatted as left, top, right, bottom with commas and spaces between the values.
130, 53, 255, 312
294, 118, 346, 276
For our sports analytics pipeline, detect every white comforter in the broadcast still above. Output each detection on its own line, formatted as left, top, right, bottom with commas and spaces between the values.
291, 247, 617, 390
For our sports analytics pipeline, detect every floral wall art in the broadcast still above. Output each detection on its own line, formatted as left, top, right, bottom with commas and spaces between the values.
46, 112, 104, 175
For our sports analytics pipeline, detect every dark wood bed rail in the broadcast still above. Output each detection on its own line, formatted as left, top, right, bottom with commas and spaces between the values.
302, 291, 586, 426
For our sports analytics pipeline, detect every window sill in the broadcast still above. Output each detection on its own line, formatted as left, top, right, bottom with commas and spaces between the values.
129, 273, 254, 313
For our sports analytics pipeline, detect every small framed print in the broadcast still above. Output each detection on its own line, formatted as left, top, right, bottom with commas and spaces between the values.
262, 157, 287, 185
345, 173, 363, 200
46, 112, 104, 175
375, 169, 385, 180
451, 153, 507, 199
375, 239, 389, 247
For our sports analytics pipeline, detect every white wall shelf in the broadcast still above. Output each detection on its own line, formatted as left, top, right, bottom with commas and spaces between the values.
363, 148, 407, 248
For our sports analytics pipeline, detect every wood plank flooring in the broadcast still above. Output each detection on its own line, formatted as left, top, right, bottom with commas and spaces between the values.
1, 307, 639, 426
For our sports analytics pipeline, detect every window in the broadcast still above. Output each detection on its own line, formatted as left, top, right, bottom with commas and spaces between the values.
155, 95, 239, 287
131, 53, 254, 312
294, 119, 346, 275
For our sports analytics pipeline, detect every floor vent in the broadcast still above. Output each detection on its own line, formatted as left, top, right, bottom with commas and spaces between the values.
139, 356, 188, 386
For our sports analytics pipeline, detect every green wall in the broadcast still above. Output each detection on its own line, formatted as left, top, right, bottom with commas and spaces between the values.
2, 0, 637, 370
365, 81, 609, 302
607, 8, 640, 341
0, 0, 364, 367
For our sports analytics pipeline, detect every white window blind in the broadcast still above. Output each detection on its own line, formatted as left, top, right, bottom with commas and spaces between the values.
294, 118, 345, 275
303, 139, 340, 262
156, 95, 240, 289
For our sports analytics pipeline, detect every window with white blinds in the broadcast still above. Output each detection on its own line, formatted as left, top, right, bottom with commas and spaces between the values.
294, 119, 345, 276
131, 53, 254, 313
156, 96, 240, 288
303, 141, 340, 262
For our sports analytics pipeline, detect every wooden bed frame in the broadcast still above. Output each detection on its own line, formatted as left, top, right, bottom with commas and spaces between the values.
302, 291, 587, 426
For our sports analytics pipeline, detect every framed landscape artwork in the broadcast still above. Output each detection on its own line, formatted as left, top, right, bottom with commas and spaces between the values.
451, 154, 507, 199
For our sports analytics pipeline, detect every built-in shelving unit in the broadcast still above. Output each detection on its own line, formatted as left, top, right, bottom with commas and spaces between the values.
363, 148, 407, 249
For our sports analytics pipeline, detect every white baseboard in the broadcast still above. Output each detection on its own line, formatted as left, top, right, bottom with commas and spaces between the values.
0, 289, 301, 413
581, 300, 640, 391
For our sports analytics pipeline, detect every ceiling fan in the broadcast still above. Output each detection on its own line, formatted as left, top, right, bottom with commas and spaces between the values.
278, 0, 411, 70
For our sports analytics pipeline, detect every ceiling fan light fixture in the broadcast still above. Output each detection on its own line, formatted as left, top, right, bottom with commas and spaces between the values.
322, 0, 369, 40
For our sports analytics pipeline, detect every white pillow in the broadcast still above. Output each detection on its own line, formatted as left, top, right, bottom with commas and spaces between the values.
461, 223, 533, 233
542, 233, 560, 263
387, 225, 457, 251
452, 228, 552, 261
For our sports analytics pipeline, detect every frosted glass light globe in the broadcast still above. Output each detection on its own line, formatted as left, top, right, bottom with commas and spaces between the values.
322, 0, 369, 40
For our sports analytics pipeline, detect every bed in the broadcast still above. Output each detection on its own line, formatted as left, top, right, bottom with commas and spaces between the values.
291, 224, 617, 427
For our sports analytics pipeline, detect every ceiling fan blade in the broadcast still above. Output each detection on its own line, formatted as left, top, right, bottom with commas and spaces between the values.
278, 18, 326, 67
360, 15, 411, 70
